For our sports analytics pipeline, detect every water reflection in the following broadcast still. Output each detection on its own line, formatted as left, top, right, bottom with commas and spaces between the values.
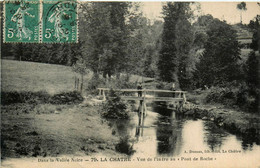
135, 114, 144, 140
108, 119, 135, 137
107, 103, 260, 158
156, 112, 183, 156
203, 121, 229, 151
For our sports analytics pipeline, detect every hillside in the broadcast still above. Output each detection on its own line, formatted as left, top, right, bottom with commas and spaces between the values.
1, 60, 91, 94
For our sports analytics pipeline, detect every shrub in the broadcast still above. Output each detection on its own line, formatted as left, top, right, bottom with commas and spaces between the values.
50, 91, 84, 104
205, 87, 237, 106
101, 89, 129, 119
86, 74, 137, 96
236, 86, 259, 113
86, 75, 106, 92
1, 91, 83, 105
115, 136, 135, 155
205, 83, 259, 113
1, 91, 50, 105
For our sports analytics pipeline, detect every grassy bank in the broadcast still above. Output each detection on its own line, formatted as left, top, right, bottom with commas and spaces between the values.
1, 104, 121, 158
1, 60, 128, 158
184, 91, 260, 145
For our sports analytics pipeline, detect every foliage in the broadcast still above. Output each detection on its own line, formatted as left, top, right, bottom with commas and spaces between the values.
9, 42, 82, 66
115, 136, 135, 155
236, 2, 247, 24
158, 2, 195, 90
1, 91, 50, 105
81, 2, 130, 77
86, 74, 137, 94
249, 15, 260, 52
125, 12, 162, 77
50, 91, 84, 104
101, 89, 130, 119
196, 19, 242, 87
1, 91, 83, 105
244, 51, 259, 87
205, 86, 238, 106
205, 83, 259, 113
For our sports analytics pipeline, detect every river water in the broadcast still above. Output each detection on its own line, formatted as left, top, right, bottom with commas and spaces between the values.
108, 103, 260, 161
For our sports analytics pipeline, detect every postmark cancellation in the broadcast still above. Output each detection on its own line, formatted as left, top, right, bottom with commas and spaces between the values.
3, 0, 78, 43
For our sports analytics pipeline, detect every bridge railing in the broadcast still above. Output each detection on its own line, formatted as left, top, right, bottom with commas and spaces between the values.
97, 88, 186, 103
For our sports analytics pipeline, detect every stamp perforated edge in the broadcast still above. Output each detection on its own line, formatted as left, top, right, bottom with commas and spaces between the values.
39, 0, 42, 42
4, 0, 40, 4
3, 0, 41, 43
41, 0, 79, 43
76, 0, 79, 43
3, 0, 78, 43
3, 0, 6, 43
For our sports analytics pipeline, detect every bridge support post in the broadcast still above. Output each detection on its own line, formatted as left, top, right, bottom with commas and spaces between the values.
98, 89, 101, 96
138, 99, 147, 118
102, 89, 106, 101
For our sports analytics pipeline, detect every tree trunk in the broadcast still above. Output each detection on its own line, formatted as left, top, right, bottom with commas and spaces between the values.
80, 74, 83, 93
240, 11, 242, 24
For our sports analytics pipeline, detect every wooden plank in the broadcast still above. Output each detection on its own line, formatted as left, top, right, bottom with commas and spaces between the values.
121, 96, 183, 102
97, 88, 186, 93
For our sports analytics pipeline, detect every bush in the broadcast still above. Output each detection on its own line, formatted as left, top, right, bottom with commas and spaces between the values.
205, 87, 238, 106
205, 83, 259, 113
236, 86, 259, 113
101, 90, 130, 119
86, 74, 137, 95
115, 136, 135, 155
50, 91, 83, 104
1, 91, 83, 105
1, 91, 50, 105
86, 75, 106, 92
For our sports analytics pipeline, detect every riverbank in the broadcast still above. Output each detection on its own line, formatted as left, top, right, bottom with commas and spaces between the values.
182, 101, 260, 145
1, 100, 125, 159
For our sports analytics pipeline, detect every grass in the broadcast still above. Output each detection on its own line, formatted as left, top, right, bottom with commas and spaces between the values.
1, 59, 154, 94
1, 105, 120, 158
1, 59, 129, 158
1, 60, 92, 94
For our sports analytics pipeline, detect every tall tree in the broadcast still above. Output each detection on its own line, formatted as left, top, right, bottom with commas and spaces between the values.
81, 2, 130, 78
197, 19, 241, 86
158, 2, 194, 87
237, 2, 247, 24
249, 15, 260, 52
245, 51, 259, 87
126, 14, 163, 78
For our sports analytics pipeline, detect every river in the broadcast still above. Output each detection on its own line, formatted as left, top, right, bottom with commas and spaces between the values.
108, 103, 260, 161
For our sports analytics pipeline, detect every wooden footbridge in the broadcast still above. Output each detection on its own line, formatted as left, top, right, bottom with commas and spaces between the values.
97, 88, 187, 118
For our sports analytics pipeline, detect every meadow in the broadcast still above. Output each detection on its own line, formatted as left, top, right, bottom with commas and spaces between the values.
1, 60, 91, 94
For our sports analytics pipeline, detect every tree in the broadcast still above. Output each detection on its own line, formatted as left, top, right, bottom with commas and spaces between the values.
158, 2, 194, 88
126, 14, 163, 78
237, 2, 247, 24
245, 51, 259, 87
80, 2, 130, 78
72, 58, 90, 93
197, 19, 241, 86
249, 15, 260, 52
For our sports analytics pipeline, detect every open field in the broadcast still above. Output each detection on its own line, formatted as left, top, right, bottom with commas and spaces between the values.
1, 60, 92, 94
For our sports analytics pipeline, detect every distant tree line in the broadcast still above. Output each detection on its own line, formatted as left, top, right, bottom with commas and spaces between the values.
1, 2, 259, 93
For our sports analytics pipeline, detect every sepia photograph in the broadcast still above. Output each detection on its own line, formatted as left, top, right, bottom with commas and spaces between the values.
1, 0, 260, 167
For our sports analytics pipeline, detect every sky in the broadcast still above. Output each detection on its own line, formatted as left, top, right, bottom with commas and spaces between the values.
0, 0, 258, 24
141, 2, 259, 24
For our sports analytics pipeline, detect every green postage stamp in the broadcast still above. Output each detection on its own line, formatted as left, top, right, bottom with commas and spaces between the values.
42, 0, 78, 43
4, 0, 40, 42
3, 0, 78, 43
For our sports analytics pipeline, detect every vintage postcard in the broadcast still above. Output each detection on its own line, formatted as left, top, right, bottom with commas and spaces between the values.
1, 1, 260, 168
